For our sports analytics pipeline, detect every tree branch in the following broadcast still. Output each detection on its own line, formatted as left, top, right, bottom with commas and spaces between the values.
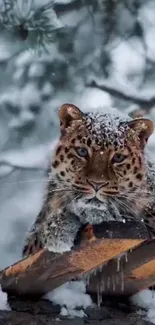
88, 79, 155, 109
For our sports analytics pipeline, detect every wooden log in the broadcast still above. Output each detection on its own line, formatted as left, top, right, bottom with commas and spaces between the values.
0, 221, 148, 297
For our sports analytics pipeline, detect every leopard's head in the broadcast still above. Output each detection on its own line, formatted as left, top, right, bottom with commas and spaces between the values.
51, 104, 154, 220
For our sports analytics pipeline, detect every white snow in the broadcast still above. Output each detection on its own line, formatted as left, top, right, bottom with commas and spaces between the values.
144, 27, 155, 61
79, 87, 113, 113
0, 285, 11, 311
44, 280, 92, 318
139, 1, 155, 28
28, 63, 45, 78
20, 84, 41, 109
46, 241, 71, 253
55, 0, 73, 3
0, 43, 12, 61
15, 51, 34, 67
60, 307, 86, 318
138, 2, 155, 60
41, 82, 54, 97
131, 289, 155, 324
0, 84, 41, 114
0, 164, 14, 177
112, 39, 145, 84
0, 143, 52, 169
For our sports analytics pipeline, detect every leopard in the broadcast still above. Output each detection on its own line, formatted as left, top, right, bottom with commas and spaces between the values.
23, 103, 155, 257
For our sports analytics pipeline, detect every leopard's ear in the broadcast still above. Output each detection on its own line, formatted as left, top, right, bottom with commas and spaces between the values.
127, 118, 154, 148
58, 103, 83, 134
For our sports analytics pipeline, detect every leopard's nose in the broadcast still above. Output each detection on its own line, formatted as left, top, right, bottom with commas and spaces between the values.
87, 180, 109, 191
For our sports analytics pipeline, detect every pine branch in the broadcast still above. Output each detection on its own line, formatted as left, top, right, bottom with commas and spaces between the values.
54, 0, 83, 13
0, 0, 64, 53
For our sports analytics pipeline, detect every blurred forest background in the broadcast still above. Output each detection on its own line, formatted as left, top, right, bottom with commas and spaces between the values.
0, 0, 155, 270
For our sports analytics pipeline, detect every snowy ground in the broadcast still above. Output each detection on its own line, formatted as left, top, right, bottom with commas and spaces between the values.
44, 280, 93, 318
131, 289, 155, 324
1, 283, 155, 325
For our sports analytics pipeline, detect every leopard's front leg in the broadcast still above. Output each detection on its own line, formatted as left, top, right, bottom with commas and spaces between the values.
22, 210, 81, 257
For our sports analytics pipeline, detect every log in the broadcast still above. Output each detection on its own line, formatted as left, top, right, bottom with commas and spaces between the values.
0, 221, 148, 297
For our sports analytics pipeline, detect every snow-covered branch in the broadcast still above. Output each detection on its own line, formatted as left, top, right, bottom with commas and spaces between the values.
88, 79, 155, 108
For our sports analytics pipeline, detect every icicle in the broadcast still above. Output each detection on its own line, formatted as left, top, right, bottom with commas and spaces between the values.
107, 277, 111, 289
125, 252, 128, 263
100, 289, 103, 306
121, 271, 124, 292
101, 279, 105, 292
151, 286, 155, 298
97, 282, 100, 307
122, 219, 126, 223
86, 273, 90, 285
115, 274, 119, 285
98, 264, 104, 272
129, 248, 133, 253
97, 282, 102, 307
112, 276, 116, 292
117, 256, 121, 272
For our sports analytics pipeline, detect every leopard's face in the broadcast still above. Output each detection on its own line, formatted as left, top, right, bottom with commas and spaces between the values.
52, 126, 146, 197
50, 104, 154, 221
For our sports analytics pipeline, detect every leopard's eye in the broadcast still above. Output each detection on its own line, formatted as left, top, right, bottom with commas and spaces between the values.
112, 153, 127, 164
76, 147, 88, 158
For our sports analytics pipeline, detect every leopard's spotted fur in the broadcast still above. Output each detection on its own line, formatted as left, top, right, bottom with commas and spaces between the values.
23, 104, 155, 256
